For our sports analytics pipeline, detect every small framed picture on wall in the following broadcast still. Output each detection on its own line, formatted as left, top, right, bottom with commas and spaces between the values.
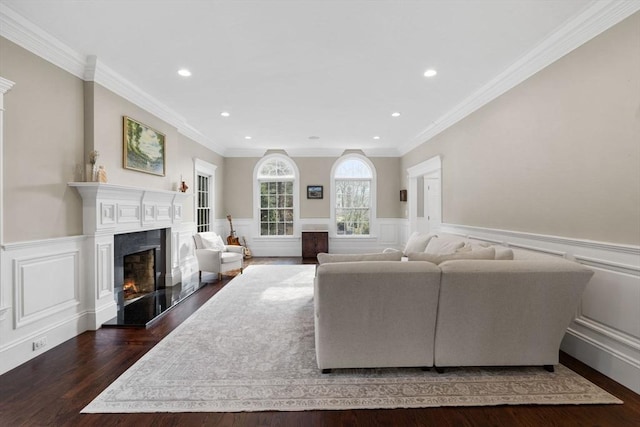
307, 185, 323, 199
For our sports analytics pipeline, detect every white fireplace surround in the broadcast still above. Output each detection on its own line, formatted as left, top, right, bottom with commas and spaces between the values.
69, 182, 190, 329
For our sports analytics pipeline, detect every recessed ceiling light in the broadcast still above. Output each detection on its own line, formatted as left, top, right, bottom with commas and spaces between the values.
373, 136, 380, 140
308, 136, 320, 140
244, 136, 252, 140
220, 111, 230, 117
423, 69, 437, 77
391, 112, 401, 117
177, 68, 192, 77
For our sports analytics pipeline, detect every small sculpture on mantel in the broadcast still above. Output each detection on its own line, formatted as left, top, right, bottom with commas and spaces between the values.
179, 180, 189, 192
97, 166, 107, 183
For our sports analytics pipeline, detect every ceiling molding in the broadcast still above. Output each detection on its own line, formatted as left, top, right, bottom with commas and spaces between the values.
0, 3, 227, 156
2, 2, 638, 159
0, 76, 15, 95
399, 0, 640, 156
224, 146, 401, 158
0, 3, 86, 78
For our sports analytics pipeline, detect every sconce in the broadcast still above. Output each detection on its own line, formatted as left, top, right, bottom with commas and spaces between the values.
400, 189, 407, 202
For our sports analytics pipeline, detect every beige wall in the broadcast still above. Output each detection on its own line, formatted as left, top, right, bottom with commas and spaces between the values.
401, 12, 640, 246
1, 37, 84, 242
0, 38, 225, 242
177, 134, 226, 222
224, 155, 403, 219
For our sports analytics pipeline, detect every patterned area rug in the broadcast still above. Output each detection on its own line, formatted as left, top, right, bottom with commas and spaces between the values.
82, 265, 621, 413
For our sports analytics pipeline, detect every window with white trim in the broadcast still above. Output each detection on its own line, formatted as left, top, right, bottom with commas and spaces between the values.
255, 156, 298, 236
194, 158, 217, 233
332, 155, 376, 236
196, 174, 211, 232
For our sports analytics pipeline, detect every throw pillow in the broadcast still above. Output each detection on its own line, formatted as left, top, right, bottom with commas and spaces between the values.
382, 248, 402, 254
493, 246, 514, 260
424, 236, 465, 255
317, 251, 403, 264
403, 232, 436, 256
199, 233, 227, 252
408, 247, 495, 264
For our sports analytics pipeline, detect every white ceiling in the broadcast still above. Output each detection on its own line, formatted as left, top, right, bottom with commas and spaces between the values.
0, 0, 632, 157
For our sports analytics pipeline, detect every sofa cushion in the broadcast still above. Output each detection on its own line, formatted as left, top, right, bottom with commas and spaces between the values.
424, 236, 465, 255
408, 247, 496, 264
197, 232, 227, 251
403, 232, 436, 256
317, 251, 403, 264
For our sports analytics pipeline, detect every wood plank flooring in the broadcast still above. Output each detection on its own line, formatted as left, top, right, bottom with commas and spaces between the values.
1, 257, 639, 426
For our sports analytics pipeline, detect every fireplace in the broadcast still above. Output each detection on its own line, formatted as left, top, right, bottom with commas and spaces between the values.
109, 229, 167, 325
68, 182, 191, 330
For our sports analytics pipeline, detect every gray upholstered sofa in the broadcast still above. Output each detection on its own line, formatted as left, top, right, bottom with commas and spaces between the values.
313, 234, 593, 373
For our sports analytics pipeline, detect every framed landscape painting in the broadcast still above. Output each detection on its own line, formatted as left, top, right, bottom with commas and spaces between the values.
307, 185, 323, 199
123, 116, 166, 176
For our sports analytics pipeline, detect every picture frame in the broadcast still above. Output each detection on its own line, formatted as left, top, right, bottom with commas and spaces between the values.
123, 116, 166, 176
307, 185, 323, 199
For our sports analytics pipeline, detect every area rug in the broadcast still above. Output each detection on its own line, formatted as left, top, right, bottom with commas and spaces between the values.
82, 264, 621, 413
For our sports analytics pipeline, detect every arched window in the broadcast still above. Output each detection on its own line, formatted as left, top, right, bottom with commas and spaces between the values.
254, 155, 299, 236
331, 154, 376, 236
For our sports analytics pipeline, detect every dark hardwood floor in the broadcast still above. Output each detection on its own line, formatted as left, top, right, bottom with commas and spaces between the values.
1, 257, 639, 426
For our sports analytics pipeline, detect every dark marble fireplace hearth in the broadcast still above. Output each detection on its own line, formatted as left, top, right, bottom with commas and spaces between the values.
103, 228, 205, 328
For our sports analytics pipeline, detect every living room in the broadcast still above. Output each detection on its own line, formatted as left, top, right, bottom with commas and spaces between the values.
0, 0, 638, 418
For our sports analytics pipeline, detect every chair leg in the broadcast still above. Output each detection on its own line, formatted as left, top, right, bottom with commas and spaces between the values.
199, 271, 202, 281
544, 365, 555, 373
218, 272, 222, 281
240, 267, 243, 274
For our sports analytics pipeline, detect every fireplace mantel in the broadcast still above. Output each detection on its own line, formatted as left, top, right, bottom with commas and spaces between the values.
68, 182, 192, 329
68, 182, 191, 235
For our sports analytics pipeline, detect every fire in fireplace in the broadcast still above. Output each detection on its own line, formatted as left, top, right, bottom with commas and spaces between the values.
123, 249, 156, 301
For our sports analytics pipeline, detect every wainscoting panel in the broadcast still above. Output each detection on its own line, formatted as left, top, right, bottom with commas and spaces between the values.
0, 236, 88, 375
96, 242, 112, 299
13, 251, 80, 329
439, 223, 640, 393
170, 222, 198, 286
219, 218, 407, 256
574, 259, 640, 342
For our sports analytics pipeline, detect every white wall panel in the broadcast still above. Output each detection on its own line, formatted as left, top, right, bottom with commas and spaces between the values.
578, 259, 640, 342
13, 251, 79, 328
1, 236, 86, 375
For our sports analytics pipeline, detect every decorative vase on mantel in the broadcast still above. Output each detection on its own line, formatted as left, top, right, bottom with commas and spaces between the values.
86, 163, 98, 182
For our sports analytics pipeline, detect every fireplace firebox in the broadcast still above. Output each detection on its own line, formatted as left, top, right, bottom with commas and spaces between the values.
123, 248, 157, 302
106, 229, 168, 327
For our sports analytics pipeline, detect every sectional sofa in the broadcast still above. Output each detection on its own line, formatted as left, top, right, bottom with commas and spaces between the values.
313, 234, 594, 373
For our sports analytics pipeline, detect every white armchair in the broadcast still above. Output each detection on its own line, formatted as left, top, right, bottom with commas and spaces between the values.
193, 232, 244, 281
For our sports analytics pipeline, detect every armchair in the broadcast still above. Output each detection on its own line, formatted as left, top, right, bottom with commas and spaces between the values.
193, 232, 244, 281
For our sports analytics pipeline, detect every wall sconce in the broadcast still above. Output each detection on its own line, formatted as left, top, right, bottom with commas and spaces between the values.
400, 189, 407, 202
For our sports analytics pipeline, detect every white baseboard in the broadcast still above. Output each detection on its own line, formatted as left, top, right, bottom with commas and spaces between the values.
0, 311, 88, 375
562, 332, 640, 393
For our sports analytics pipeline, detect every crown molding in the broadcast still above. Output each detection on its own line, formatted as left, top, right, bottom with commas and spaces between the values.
399, 0, 640, 156
0, 76, 15, 96
0, 4, 226, 156
223, 146, 402, 158
0, 4, 86, 78
2, 2, 637, 159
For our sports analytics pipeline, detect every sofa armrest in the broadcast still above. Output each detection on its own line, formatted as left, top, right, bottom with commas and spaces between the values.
435, 259, 593, 367
314, 261, 441, 369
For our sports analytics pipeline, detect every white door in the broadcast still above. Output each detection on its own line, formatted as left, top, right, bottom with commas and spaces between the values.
425, 177, 441, 231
